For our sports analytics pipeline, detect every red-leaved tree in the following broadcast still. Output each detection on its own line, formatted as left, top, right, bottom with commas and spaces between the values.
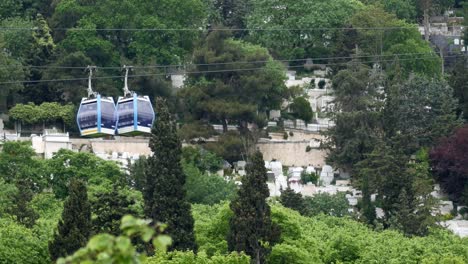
430, 126, 468, 205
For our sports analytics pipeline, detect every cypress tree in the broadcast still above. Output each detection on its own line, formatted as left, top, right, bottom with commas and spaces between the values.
228, 151, 280, 264
49, 179, 91, 261
144, 97, 197, 251
360, 174, 376, 226
280, 186, 306, 215
9, 179, 39, 228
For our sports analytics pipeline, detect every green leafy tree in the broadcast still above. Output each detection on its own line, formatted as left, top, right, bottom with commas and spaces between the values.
144, 97, 197, 251
0, 141, 46, 190
184, 163, 237, 205
280, 187, 306, 215
49, 179, 92, 261
349, 5, 441, 79
180, 30, 287, 132
0, 219, 49, 264
0, 52, 27, 113
0, 179, 17, 217
228, 151, 280, 264
247, 0, 363, 59
46, 149, 121, 199
149, 251, 250, 263
91, 184, 143, 236
290, 97, 314, 123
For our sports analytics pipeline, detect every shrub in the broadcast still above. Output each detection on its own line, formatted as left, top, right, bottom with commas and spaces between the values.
318, 80, 326, 89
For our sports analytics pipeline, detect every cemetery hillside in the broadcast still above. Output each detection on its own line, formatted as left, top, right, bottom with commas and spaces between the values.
1, 0, 468, 263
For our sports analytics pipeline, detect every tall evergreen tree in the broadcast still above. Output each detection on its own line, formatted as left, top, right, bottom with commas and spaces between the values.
144, 97, 197, 252
9, 179, 39, 228
322, 62, 384, 173
360, 173, 376, 226
228, 151, 280, 264
49, 179, 91, 261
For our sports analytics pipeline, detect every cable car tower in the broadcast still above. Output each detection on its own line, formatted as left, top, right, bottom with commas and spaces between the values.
116, 66, 155, 136
76, 66, 117, 137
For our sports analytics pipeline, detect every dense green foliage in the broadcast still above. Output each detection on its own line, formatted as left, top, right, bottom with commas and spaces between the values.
144, 98, 197, 251
247, 0, 363, 59
184, 163, 237, 205
9, 102, 75, 127
47, 149, 122, 199
1, 0, 467, 262
195, 202, 468, 264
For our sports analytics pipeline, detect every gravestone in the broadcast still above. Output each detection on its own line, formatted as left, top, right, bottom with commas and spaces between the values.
320, 165, 334, 186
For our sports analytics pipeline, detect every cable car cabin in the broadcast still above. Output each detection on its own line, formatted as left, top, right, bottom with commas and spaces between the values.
77, 95, 117, 137
116, 94, 155, 136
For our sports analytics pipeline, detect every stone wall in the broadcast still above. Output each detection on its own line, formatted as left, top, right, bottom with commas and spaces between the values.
257, 141, 327, 167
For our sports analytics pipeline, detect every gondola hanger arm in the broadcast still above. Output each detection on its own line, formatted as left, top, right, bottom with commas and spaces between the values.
123, 65, 134, 97
86, 65, 98, 98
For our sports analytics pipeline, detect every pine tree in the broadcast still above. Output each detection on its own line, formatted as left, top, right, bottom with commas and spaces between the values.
49, 179, 91, 261
228, 151, 280, 264
144, 97, 197, 252
280, 186, 306, 215
9, 179, 39, 228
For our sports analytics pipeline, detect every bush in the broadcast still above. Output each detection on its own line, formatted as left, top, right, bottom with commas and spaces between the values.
303, 193, 350, 217
305, 146, 312, 152
301, 172, 318, 184
290, 97, 313, 123
283, 132, 288, 140
318, 80, 326, 89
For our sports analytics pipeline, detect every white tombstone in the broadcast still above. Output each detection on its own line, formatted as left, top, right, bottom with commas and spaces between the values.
305, 166, 315, 174
270, 161, 283, 177
276, 174, 288, 193
269, 110, 281, 120
0, 118, 3, 133
320, 165, 334, 186
289, 167, 304, 178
